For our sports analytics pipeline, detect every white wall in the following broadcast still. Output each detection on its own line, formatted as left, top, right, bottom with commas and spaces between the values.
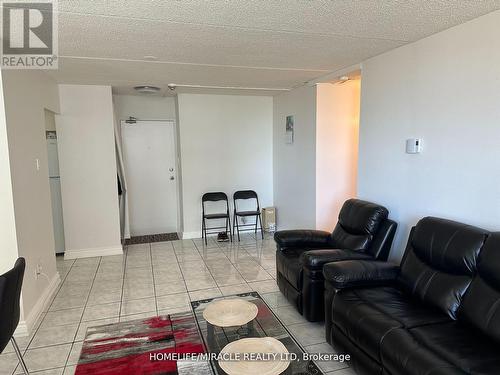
113, 95, 176, 121
1, 70, 60, 334
57, 85, 122, 258
316, 81, 360, 231
45, 109, 56, 131
358, 10, 500, 261
177, 94, 273, 236
0, 71, 19, 276
273, 85, 317, 229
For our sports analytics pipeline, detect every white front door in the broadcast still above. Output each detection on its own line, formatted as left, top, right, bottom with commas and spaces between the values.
121, 120, 179, 236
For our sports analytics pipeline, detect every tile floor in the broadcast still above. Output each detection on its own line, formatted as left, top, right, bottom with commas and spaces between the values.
0, 233, 355, 375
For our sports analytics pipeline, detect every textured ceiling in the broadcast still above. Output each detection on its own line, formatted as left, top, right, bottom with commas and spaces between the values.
46, 1, 500, 95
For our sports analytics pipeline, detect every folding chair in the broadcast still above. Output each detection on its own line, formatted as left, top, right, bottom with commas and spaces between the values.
232, 190, 264, 241
202, 192, 232, 245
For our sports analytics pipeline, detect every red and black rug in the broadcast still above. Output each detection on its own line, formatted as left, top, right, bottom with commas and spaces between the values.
75, 311, 209, 375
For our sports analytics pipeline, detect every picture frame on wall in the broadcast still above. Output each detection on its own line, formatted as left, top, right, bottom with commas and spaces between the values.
285, 115, 294, 144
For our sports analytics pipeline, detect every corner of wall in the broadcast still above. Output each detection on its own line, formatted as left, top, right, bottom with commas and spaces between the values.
15, 271, 60, 337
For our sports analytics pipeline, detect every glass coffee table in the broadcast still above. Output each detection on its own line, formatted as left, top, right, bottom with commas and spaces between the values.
191, 292, 323, 375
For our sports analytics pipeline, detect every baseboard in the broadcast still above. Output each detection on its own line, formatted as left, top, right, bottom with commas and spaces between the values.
64, 245, 123, 260
15, 272, 61, 337
182, 231, 207, 239
182, 231, 198, 239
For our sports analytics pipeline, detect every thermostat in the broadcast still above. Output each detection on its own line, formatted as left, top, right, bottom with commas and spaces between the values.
406, 138, 422, 154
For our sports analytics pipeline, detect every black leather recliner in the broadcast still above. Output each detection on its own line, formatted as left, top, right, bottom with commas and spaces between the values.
324, 217, 500, 375
274, 199, 397, 321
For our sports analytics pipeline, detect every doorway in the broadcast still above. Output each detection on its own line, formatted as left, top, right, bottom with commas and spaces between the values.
121, 120, 180, 236
45, 109, 66, 254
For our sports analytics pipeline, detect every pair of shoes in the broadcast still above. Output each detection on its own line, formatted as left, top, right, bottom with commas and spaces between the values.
217, 232, 229, 242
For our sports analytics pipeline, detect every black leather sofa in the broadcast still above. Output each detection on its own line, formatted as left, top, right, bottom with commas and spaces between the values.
274, 199, 397, 322
324, 217, 500, 375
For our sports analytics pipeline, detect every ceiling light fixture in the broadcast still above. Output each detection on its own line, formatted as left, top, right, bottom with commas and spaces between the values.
337, 76, 350, 84
134, 85, 161, 94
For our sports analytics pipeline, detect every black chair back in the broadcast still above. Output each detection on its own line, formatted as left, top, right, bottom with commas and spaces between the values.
233, 190, 258, 201
0, 258, 26, 353
330, 199, 392, 255
233, 190, 260, 211
202, 192, 229, 212
202, 192, 228, 202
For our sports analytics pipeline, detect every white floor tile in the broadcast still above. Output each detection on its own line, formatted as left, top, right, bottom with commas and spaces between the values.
219, 283, 253, 296
188, 288, 222, 301
34, 235, 344, 374
0, 352, 19, 375
287, 321, 325, 346
66, 342, 83, 366
306, 342, 350, 373
42, 308, 84, 327
156, 292, 190, 310
120, 297, 156, 316
248, 279, 280, 294
29, 324, 78, 349
82, 302, 120, 322
22, 344, 72, 372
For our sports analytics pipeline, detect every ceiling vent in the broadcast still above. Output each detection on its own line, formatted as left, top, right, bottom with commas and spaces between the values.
133, 85, 161, 94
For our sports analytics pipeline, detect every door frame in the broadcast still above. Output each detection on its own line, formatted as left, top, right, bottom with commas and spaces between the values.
120, 119, 183, 238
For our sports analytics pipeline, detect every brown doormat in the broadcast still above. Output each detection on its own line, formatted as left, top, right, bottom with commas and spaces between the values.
124, 232, 179, 245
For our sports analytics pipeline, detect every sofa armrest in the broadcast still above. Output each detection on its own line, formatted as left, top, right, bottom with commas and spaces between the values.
274, 230, 332, 249
301, 249, 372, 270
323, 260, 400, 289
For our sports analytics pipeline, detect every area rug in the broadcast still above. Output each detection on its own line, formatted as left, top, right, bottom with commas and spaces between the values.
75, 311, 210, 375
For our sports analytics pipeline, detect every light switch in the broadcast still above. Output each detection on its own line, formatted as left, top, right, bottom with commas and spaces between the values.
406, 139, 422, 154
35, 158, 40, 170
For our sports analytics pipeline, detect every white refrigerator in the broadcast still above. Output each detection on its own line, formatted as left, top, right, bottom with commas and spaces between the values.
47, 131, 65, 254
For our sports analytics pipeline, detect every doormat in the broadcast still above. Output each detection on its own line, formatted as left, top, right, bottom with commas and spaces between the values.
124, 233, 179, 245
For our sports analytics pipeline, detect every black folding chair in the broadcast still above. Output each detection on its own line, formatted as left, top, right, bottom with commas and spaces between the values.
0, 258, 28, 374
232, 190, 264, 241
202, 192, 232, 245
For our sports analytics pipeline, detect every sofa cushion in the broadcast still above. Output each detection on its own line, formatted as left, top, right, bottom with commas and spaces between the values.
381, 322, 500, 375
332, 286, 451, 362
276, 248, 303, 290
459, 232, 500, 343
380, 325, 463, 375
398, 217, 488, 319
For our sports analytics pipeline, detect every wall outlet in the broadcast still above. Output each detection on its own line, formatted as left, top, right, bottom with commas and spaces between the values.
35, 264, 43, 278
